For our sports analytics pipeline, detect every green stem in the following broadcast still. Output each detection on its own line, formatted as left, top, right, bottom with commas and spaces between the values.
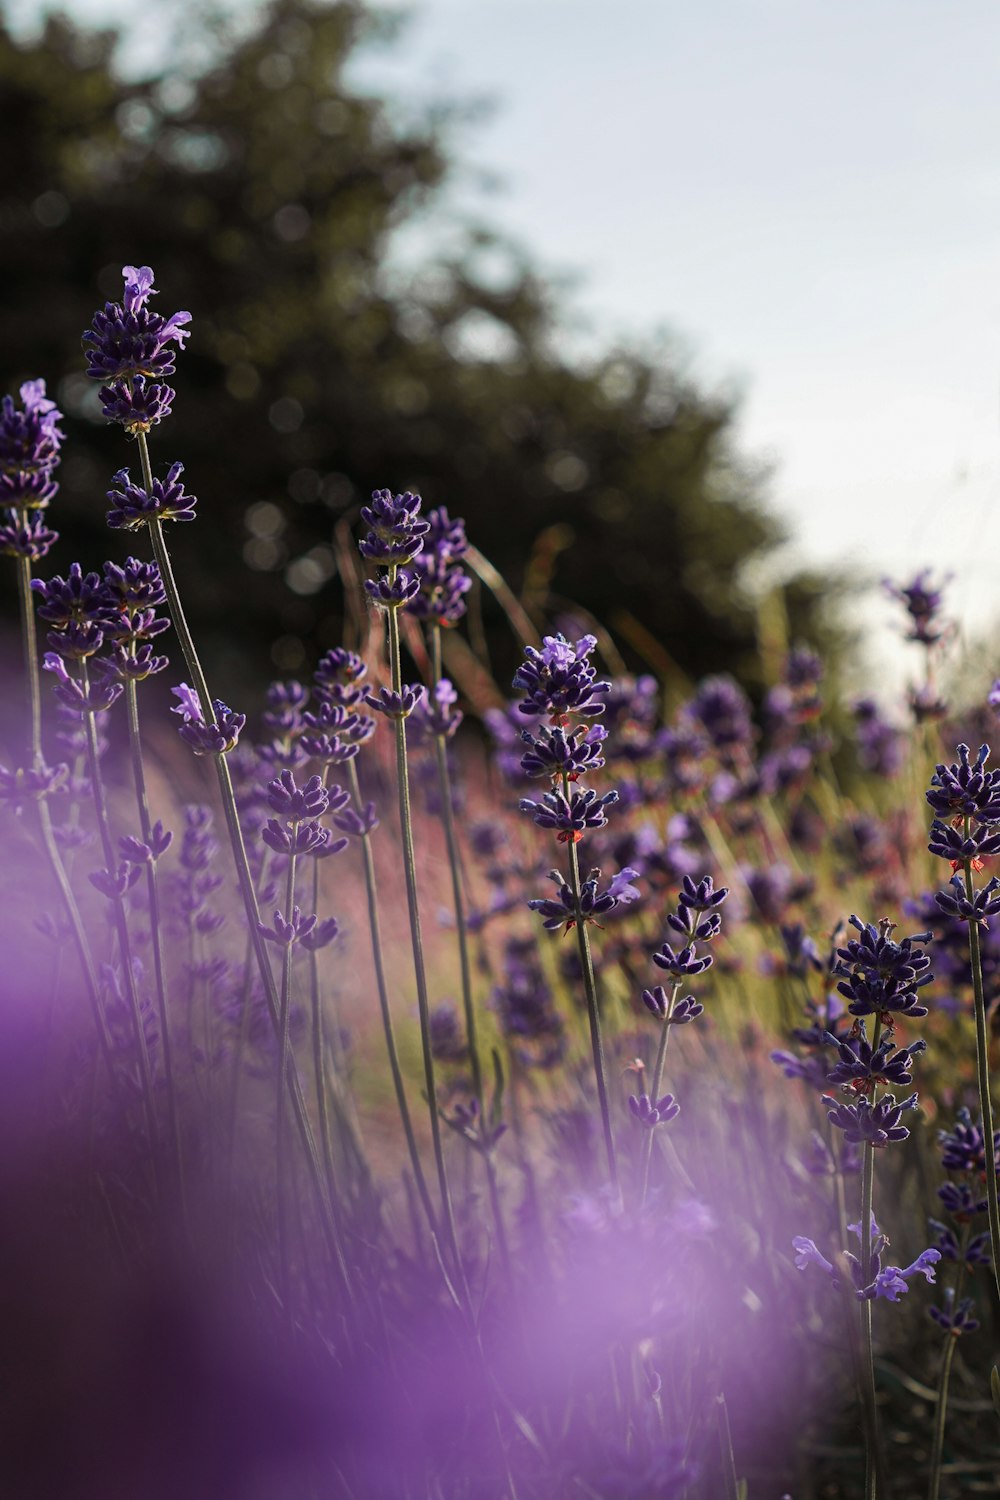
860, 1018, 884, 1500
345, 756, 438, 1237
429, 624, 510, 1273
562, 772, 621, 1208
639, 983, 679, 1208
12, 539, 116, 1079
136, 434, 350, 1294
308, 851, 342, 1211
927, 1229, 970, 1500
962, 835, 1000, 1307
80, 662, 160, 1185
124, 678, 184, 1205
16, 542, 42, 766
276, 847, 298, 1313
385, 587, 460, 1264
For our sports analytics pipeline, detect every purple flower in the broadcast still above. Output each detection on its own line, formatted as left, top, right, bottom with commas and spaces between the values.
357, 488, 429, 567
928, 1291, 980, 1336
0, 379, 64, 508
825, 1026, 926, 1090
519, 787, 619, 840
313, 648, 367, 706
853, 698, 904, 778
682, 675, 755, 755
364, 684, 425, 720
406, 506, 472, 626
258, 906, 338, 948
83, 264, 191, 385
364, 570, 421, 609
429, 1002, 468, 1063
628, 1092, 680, 1128
528, 867, 624, 931
793, 1224, 941, 1301
884, 568, 951, 646
410, 678, 463, 742
926, 744, 1000, 822
651, 940, 713, 979
935, 872, 1000, 923
0, 760, 68, 807
106, 462, 198, 528
333, 801, 379, 838
927, 818, 1000, 863
513, 634, 611, 720
641, 987, 704, 1024
42, 652, 122, 714
97, 376, 176, 434
823, 1089, 919, 1146
519, 722, 607, 780
170, 682, 245, 755
0, 511, 59, 560
266, 770, 329, 820
834, 916, 933, 1019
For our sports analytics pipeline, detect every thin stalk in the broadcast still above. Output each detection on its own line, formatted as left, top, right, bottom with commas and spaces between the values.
429, 623, 483, 1105
429, 624, 510, 1274
962, 832, 1000, 1307
276, 847, 298, 1314
16, 545, 42, 764
927, 1228, 971, 1500
135, 434, 351, 1294
715, 1391, 740, 1500
308, 851, 343, 1211
12, 540, 116, 1078
124, 678, 184, 1205
639, 982, 680, 1208
562, 771, 621, 1207
859, 1017, 885, 1500
80, 662, 160, 1180
385, 586, 460, 1263
345, 756, 438, 1237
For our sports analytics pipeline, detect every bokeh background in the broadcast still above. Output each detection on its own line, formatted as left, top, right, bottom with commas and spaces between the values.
3, 0, 1000, 711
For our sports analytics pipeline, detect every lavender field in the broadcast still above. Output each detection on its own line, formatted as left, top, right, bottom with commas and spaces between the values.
2, 262, 1000, 1499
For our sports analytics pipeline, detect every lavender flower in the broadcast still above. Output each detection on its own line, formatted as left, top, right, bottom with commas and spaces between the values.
0, 379, 64, 509
170, 682, 245, 755
628, 1092, 680, 1128
519, 722, 607, 780
833, 916, 933, 1020
106, 463, 198, 528
926, 743, 1000, 821
519, 787, 619, 841
885, 568, 952, 646
83, 264, 191, 431
364, 684, 424, 720
823, 1089, 919, 1147
357, 488, 429, 567
406, 506, 472, 626
513, 633, 611, 720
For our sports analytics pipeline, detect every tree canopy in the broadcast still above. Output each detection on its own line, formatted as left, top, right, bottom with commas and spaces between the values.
0, 0, 838, 701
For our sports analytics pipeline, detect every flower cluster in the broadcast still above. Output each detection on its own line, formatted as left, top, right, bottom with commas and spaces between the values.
171, 682, 245, 756
83, 264, 191, 434
406, 505, 472, 627
0, 380, 64, 561
794, 1217, 940, 1303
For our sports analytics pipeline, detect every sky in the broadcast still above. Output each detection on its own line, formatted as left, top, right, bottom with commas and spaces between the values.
9, 0, 1000, 672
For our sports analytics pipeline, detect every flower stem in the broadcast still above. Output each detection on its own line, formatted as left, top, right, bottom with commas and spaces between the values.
80, 663, 160, 1185
345, 755, 438, 1237
11, 543, 116, 1076
927, 1230, 970, 1500
562, 772, 621, 1208
639, 983, 679, 1208
276, 847, 298, 1313
859, 1016, 885, 1500
124, 678, 184, 1207
385, 582, 460, 1266
136, 433, 350, 1293
962, 840, 1000, 1307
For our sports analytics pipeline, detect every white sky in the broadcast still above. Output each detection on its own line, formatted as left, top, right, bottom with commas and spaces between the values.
10, 0, 1000, 674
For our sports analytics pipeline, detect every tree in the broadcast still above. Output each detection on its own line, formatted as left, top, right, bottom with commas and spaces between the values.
0, 0, 838, 703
